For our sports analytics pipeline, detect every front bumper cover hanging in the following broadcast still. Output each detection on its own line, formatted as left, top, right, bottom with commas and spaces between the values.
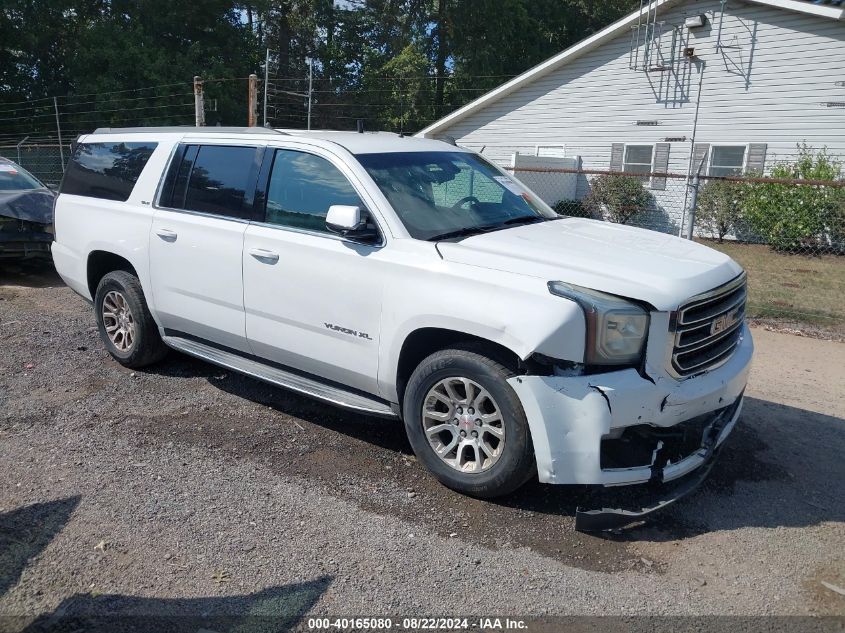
574, 403, 735, 532
574, 450, 719, 532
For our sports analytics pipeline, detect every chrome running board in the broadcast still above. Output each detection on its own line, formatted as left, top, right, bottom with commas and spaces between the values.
162, 334, 397, 418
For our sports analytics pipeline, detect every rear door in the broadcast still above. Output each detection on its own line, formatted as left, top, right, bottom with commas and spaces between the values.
242, 145, 385, 393
149, 142, 264, 352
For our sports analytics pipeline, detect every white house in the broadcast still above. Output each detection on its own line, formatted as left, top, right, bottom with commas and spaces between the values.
417, 0, 845, 233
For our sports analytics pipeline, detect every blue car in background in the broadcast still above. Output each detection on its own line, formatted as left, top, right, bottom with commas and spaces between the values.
0, 157, 55, 261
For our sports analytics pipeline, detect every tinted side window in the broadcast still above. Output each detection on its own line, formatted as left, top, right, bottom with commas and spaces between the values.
265, 149, 363, 233
182, 145, 259, 219
61, 142, 157, 201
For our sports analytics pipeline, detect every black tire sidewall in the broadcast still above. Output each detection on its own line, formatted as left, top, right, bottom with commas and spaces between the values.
403, 350, 535, 498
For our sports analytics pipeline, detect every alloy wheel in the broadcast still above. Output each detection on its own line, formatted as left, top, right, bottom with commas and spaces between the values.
422, 377, 505, 473
101, 290, 136, 352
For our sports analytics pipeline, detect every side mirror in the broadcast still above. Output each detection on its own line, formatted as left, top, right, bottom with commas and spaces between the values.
326, 205, 363, 233
326, 205, 380, 243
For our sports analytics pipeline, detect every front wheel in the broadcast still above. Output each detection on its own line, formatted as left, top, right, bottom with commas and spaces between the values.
402, 343, 535, 498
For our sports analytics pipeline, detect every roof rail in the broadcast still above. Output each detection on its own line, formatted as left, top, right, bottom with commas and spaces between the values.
91, 126, 289, 135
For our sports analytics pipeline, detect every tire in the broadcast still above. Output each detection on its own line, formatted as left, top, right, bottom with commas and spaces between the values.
94, 270, 168, 368
402, 342, 535, 498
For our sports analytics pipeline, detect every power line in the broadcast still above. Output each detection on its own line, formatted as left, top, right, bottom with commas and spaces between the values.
0, 103, 54, 117
60, 92, 194, 109
56, 81, 190, 100
0, 81, 190, 109
0, 104, 193, 130
0, 92, 194, 118
61, 102, 195, 117
267, 74, 518, 82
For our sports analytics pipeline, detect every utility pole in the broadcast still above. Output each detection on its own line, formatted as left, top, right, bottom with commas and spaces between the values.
53, 98, 64, 167
307, 58, 313, 131
248, 74, 258, 127
193, 76, 205, 127
263, 48, 271, 127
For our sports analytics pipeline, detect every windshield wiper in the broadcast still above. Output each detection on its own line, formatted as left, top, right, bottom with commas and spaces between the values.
497, 215, 547, 227
428, 215, 550, 242
427, 225, 497, 242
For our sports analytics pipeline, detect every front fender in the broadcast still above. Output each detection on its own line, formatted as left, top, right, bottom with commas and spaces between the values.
377, 263, 586, 402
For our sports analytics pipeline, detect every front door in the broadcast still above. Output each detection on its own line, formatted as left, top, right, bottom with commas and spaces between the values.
243, 147, 385, 394
149, 143, 263, 352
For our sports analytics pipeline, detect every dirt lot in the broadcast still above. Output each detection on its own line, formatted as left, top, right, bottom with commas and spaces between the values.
1, 262, 844, 630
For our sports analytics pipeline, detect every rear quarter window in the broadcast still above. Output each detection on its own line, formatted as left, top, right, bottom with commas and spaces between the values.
60, 142, 158, 202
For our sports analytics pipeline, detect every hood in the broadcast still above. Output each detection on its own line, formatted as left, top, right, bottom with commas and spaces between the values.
0, 188, 55, 225
436, 218, 743, 310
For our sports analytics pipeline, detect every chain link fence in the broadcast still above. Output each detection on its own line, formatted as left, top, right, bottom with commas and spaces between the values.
510, 165, 845, 336
0, 142, 70, 187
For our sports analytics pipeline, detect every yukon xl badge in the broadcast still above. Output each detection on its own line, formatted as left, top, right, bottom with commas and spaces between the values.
325, 323, 373, 340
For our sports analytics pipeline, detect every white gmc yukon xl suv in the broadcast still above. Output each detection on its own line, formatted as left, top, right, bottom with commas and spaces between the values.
52, 127, 752, 529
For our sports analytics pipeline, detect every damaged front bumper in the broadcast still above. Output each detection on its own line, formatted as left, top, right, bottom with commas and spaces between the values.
0, 226, 53, 260
507, 324, 752, 488
573, 400, 737, 531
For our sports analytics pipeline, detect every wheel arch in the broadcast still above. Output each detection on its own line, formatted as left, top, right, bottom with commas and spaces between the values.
393, 326, 522, 411
87, 250, 138, 298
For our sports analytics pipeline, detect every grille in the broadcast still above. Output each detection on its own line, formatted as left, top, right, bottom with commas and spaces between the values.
670, 273, 746, 377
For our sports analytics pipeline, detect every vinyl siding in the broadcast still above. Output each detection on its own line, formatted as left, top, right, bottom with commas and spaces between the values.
437, 0, 845, 176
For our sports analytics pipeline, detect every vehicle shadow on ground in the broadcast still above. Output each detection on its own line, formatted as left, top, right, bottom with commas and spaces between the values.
0, 261, 63, 289
18, 576, 332, 633
146, 354, 845, 542
149, 352, 416, 457
0, 496, 81, 599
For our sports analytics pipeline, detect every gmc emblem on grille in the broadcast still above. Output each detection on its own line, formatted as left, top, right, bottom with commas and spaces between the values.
711, 309, 739, 335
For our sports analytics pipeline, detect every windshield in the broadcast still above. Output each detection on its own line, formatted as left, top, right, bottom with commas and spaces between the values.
355, 151, 556, 241
0, 161, 44, 192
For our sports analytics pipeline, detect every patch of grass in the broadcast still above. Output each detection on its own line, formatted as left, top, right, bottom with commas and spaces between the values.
699, 240, 845, 334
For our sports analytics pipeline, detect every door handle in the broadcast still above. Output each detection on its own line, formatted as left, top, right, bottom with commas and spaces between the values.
155, 228, 178, 242
248, 248, 280, 263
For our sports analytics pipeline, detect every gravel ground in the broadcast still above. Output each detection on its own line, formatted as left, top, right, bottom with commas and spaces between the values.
0, 262, 843, 630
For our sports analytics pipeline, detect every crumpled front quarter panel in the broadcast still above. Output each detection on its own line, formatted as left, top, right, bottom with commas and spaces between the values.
377, 250, 587, 402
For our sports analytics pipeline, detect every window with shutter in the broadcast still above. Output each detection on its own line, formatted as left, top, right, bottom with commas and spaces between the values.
623, 145, 654, 184
709, 146, 746, 177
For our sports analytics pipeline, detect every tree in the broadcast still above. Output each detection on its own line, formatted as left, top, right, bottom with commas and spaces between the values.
0, 0, 641, 134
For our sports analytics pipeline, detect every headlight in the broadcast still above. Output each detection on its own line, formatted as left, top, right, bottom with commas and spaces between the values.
548, 281, 649, 365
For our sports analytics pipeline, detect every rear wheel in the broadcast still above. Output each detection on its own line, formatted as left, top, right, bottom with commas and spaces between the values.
402, 343, 535, 498
94, 270, 168, 368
